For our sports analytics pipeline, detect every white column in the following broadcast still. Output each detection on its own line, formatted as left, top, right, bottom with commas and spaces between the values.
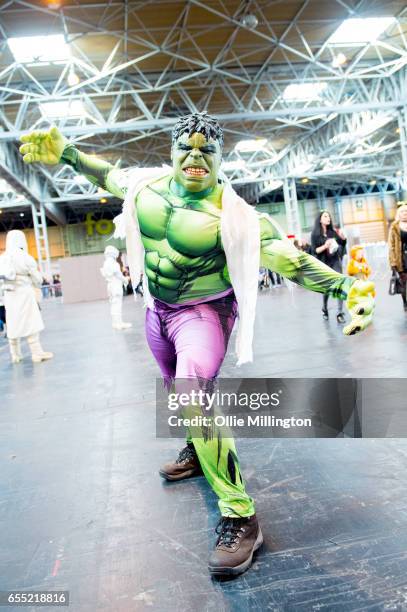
31, 202, 52, 281
335, 195, 344, 228
283, 178, 301, 237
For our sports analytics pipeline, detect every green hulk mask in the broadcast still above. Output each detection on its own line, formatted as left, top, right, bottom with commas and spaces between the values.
171, 131, 222, 194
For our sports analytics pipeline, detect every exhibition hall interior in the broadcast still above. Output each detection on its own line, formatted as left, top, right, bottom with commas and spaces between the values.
1, 1, 407, 610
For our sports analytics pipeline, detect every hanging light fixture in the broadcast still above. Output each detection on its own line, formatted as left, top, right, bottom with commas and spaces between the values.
67, 69, 80, 86
332, 53, 347, 68
241, 14, 258, 29
45, 1, 62, 8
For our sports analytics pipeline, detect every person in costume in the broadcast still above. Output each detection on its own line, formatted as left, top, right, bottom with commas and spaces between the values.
19, 113, 375, 576
388, 203, 407, 311
311, 210, 347, 323
347, 245, 371, 281
0, 230, 53, 363
100, 245, 132, 330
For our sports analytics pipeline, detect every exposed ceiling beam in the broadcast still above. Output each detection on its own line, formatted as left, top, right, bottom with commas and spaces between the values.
0, 100, 404, 142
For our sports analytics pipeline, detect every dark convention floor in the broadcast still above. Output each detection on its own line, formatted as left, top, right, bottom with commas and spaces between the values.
1, 276, 407, 612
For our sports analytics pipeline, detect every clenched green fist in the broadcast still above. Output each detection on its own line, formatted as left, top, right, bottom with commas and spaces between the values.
344, 279, 375, 336
19, 126, 67, 165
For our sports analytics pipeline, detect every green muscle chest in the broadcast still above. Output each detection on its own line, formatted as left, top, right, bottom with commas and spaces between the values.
135, 176, 231, 303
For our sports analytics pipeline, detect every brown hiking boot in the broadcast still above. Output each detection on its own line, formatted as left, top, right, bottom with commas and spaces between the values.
159, 443, 203, 481
208, 514, 263, 576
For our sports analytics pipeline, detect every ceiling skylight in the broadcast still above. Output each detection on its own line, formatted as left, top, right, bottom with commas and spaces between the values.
7, 34, 70, 63
40, 100, 85, 118
283, 82, 327, 101
235, 138, 267, 153
327, 17, 395, 45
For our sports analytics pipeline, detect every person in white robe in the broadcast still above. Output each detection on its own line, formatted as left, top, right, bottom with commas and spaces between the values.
100, 246, 132, 330
0, 230, 53, 363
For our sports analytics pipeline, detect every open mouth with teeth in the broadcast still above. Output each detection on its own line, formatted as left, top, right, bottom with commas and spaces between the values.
183, 166, 209, 178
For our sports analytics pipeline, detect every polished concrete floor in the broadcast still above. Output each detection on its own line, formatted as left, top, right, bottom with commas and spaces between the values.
1, 277, 407, 611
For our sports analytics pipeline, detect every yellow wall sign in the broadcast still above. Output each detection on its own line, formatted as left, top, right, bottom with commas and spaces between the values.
84, 212, 114, 236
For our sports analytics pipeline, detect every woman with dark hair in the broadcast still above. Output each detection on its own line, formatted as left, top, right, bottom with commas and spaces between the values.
311, 210, 347, 322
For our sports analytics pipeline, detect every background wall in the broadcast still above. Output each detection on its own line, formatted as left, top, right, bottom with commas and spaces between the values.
0, 192, 398, 267
59, 254, 108, 304
0, 219, 126, 264
257, 192, 397, 244
63, 219, 125, 256
0, 226, 66, 260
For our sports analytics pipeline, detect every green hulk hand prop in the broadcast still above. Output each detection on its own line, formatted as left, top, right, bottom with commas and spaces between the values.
19, 123, 375, 329
20, 126, 67, 165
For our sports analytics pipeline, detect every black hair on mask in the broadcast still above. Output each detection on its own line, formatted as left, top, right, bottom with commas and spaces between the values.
172, 111, 224, 149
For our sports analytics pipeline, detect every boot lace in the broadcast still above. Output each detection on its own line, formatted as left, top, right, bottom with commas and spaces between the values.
215, 515, 247, 548
176, 445, 196, 464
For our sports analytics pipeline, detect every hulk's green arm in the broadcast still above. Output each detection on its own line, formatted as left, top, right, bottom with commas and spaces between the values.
259, 216, 354, 298
61, 144, 127, 200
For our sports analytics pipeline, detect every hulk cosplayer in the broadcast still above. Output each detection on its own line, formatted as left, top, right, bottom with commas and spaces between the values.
20, 113, 375, 577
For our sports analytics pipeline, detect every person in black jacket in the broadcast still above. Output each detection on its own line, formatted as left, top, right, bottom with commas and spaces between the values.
311, 210, 347, 323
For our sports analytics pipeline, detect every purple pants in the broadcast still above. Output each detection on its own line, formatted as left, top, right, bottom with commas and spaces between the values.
146, 293, 256, 517
145, 293, 237, 386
